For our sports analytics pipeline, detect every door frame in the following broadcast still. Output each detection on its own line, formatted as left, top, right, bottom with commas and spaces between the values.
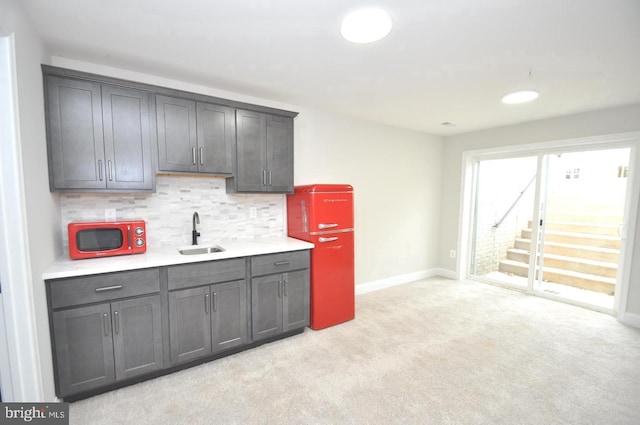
0, 34, 45, 401
458, 131, 640, 319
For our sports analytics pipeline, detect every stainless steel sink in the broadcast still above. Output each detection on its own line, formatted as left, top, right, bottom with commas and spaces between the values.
178, 245, 225, 255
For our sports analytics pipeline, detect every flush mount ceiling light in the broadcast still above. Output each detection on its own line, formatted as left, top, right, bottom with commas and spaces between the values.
501, 90, 539, 104
341, 8, 392, 44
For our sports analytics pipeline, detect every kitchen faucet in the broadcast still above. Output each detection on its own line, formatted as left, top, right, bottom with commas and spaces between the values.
192, 212, 200, 245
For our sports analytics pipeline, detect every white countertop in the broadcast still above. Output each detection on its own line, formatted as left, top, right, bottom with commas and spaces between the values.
43, 236, 314, 280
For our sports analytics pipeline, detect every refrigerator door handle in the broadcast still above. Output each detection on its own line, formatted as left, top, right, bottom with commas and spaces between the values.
318, 236, 339, 243
318, 223, 338, 229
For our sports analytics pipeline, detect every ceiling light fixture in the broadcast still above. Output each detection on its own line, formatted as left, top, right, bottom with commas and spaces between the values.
501, 90, 539, 104
341, 8, 392, 44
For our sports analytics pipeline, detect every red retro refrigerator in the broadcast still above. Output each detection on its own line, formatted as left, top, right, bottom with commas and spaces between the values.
287, 184, 354, 330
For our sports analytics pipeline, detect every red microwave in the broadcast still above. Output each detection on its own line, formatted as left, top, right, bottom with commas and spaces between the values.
68, 220, 147, 260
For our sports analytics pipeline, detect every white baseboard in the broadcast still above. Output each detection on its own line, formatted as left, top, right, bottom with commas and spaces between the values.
356, 268, 455, 295
430, 268, 458, 280
619, 311, 640, 328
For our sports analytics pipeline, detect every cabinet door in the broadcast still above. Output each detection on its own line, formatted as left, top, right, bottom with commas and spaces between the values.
156, 95, 197, 172
211, 280, 248, 352
52, 304, 115, 396
46, 76, 105, 190
251, 274, 283, 341
102, 85, 153, 190
111, 295, 164, 380
235, 109, 267, 192
283, 270, 310, 331
266, 115, 294, 193
169, 286, 212, 364
196, 102, 235, 174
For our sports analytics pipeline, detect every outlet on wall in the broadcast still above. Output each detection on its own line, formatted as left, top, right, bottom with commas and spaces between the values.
105, 208, 116, 221
449, 249, 456, 259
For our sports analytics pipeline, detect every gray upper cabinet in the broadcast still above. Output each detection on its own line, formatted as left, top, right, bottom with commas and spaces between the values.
46, 76, 105, 190
226, 109, 294, 193
196, 102, 235, 174
156, 95, 235, 174
266, 115, 294, 193
44, 75, 154, 191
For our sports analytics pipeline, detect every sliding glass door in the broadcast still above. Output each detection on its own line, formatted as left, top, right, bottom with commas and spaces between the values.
534, 148, 631, 310
470, 145, 633, 312
470, 156, 537, 287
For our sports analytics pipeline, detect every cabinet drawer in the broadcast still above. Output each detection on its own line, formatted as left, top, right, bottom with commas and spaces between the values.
49, 268, 160, 309
251, 251, 309, 277
168, 258, 246, 290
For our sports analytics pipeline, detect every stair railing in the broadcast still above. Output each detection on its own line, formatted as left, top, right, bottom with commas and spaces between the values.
492, 175, 536, 228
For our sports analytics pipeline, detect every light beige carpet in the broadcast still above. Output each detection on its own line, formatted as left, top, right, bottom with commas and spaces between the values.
69, 278, 640, 425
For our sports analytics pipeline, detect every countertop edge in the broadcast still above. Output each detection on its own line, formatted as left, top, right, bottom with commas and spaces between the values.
43, 237, 314, 281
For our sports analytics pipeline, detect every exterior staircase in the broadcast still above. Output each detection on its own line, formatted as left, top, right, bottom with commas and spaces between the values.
499, 211, 622, 294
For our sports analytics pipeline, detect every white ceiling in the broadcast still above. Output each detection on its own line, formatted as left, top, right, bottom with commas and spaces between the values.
21, 0, 640, 135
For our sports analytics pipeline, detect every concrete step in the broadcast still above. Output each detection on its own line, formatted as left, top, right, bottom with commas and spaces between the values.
545, 212, 624, 225
514, 238, 620, 263
545, 204, 624, 215
498, 259, 615, 294
521, 229, 620, 249
527, 220, 621, 236
506, 248, 618, 278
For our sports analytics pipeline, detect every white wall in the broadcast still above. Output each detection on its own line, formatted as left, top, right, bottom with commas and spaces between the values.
0, 0, 59, 401
439, 103, 640, 317
294, 109, 444, 285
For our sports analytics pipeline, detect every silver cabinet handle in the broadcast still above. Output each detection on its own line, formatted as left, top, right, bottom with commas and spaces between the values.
199, 147, 204, 165
268, 170, 272, 186
262, 169, 267, 186
205, 293, 209, 314
283, 279, 287, 297
192, 147, 197, 165
103, 313, 109, 336
318, 223, 338, 229
212, 292, 217, 312
98, 160, 103, 181
95, 285, 123, 292
319, 237, 338, 243
114, 311, 119, 334
274, 261, 290, 266
278, 280, 282, 298
107, 160, 113, 181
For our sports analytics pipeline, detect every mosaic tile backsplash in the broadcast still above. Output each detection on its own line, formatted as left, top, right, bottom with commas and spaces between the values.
60, 175, 285, 248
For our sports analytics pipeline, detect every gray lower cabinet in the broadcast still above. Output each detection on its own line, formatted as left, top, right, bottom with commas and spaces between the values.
252, 270, 309, 341
47, 250, 308, 399
52, 294, 163, 397
52, 304, 115, 396
226, 110, 294, 193
44, 75, 153, 191
156, 95, 235, 174
169, 279, 248, 365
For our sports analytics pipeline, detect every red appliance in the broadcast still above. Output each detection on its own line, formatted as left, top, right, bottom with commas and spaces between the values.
287, 184, 354, 330
68, 220, 147, 260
